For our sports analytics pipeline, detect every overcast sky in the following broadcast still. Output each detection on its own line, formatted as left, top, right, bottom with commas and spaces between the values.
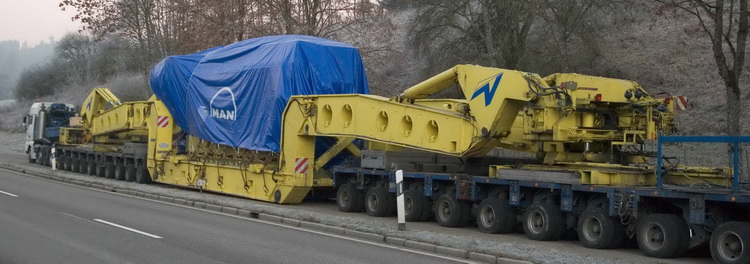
0, 0, 82, 45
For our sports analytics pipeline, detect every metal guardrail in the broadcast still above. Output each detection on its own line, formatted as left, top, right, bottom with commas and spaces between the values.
657, 135, 750, 193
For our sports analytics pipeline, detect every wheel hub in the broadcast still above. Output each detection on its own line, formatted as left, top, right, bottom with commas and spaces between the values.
527, 211, 545, 234
718, 231, 743, 261
439, 201, 451, 220
644, 223, 666, 250
368, 193, 379, 210
480, 206, 496, 226
583, 216, 603, 241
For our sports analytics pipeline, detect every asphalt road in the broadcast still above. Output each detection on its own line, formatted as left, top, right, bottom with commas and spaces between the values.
0, 169, 468, 264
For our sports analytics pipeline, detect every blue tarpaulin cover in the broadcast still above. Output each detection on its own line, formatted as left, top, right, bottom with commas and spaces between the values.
150, 35, 369, 152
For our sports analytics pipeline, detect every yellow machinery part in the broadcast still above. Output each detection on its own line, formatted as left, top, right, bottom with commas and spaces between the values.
147, 96, 317, 204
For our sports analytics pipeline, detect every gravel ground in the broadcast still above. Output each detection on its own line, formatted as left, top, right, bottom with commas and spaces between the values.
0, 132, 713, 264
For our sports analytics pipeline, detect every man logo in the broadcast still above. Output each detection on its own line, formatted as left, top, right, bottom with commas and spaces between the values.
210, 87, 237, 121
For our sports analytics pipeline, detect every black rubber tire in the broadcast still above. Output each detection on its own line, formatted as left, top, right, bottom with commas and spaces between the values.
523, 202, 566, 241
403, 190, 425, 222
434, 194, 471, 227
88, 160, 97, 176
365, 187, 389, 217
578, 208, 626, 249
135, 167, 151, 184
71, 157, 80, 173
710, 221, 750, 264
477, 198, 517, 234
337, 183, 363, 212
114, 163, 126, 181
125, 164, 136, 182
104, 163, 115, 179
63, 156, 71, 171
39, 151, 47, 166
96, 162, 106, 177
636, 213, 690, 258
79, 158, 88, 174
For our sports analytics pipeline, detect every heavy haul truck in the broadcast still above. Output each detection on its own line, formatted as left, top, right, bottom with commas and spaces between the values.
27, 35, 749, 263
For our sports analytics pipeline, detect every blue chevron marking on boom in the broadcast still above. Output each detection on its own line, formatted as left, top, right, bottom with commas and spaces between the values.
470, 73, 504, 106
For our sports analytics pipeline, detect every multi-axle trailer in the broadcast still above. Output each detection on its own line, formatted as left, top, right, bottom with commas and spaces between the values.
24, 36, 750, 263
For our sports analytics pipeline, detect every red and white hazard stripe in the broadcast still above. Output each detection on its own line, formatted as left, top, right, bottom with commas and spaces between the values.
157, 116, 169, 128
295, 158, 309, 174
674, 96, 688, 110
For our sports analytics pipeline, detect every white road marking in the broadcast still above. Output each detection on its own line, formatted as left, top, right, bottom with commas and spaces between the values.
93, 219, 162, 239
135, 198, 478, 263
1, 167, 475, 263
0, 189, 18, 197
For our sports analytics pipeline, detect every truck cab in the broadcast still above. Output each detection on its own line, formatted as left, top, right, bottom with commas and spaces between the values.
24, 102, 76, 163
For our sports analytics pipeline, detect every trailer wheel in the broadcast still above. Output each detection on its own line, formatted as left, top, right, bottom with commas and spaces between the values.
87, 159, 96, 176
523, 202, 566, 241
636, 213, 689, 258
114, 163, 126, 181
578, 208, 625, 249
96, 162, 106, 177
434, 194, 470, 227
336, 183, 363, 212
63, 156, 71, 171
710, 221, 750, 264
477, 198, 516, 234
125, 164, 136, 182
71, 157, 80, 173
365, 187, 389, 217
78, 158, 88, 174
103, 163, 114, 179
136, 167, 151, 184
403, 190, 425, 222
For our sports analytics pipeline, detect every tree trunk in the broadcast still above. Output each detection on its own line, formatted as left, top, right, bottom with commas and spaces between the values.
726, 84, 742, 136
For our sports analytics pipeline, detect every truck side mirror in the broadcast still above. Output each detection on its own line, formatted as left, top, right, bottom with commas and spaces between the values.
22, 116, 27, 128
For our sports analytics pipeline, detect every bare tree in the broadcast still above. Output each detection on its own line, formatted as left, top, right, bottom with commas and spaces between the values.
655, 0, 748, 136
55, 33, 97, 84
60, 0, 172, 71
405, 0, 606, 76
